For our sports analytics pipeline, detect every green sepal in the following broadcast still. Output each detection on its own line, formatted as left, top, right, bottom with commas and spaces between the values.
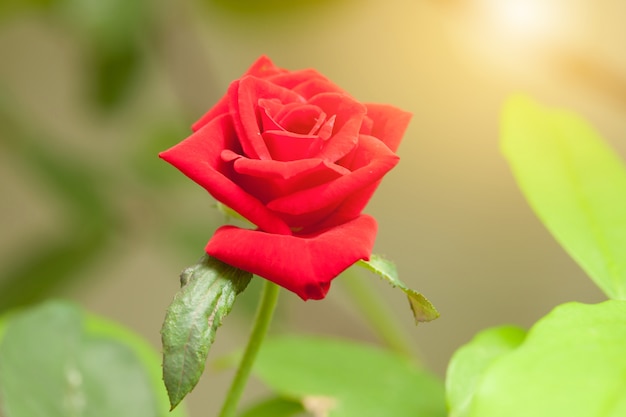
161, 255, 252, 410
358, 254, 439, 324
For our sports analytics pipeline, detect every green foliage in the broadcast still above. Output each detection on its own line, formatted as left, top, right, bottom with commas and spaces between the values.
359, 254, 439, 323
238, 397, 306, 417
0, 0, 58, 20
161, 255, 253, 409
58, 0, 152, 111
461, 301, 626, 417
207, 0, 339, 16
0, 301, 186, 417
0, 99, 115, 313
502, 96, 626, 299
250, 335, 446, 417
446, 325, 526, 417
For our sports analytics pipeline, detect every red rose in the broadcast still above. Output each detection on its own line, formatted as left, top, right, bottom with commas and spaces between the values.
160, 56, 410, 300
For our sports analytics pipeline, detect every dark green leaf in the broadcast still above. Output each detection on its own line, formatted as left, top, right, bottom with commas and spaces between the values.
252, 335, 446, 417
0, 301, 185, 417
468, 301, 626, 417
161, 255, 252, 409
446, 325, 526, 417
238, 396, 306, 417
502, 96, 626, 299
359, 254, 439, 323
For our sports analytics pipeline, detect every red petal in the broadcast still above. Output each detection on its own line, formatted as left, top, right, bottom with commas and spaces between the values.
263, 130, 324, 161
205, 215, 378, 300
159, 114, 292, 235
307, 93, 367, 162
191, 56, 286, 132
229, 76, 304, 160
267, 69, 345, 99
364, 103, 412, 152
267, 134, 398, 216
227, 154, 348, 205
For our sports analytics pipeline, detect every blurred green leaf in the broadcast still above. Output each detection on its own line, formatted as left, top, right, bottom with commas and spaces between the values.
0, 99, 115, 313
59, 0, 151, 111
86, 41, 142, 110
83, 311, 188, 417
252, 335, 446, 417
161, 255, 252, 409
446, 325, 526, 417
238, 397, 306, 417
0, 229, 109, 312
502, 96, 626, 299
359, 254, 439, 324
132, 121, 191, 186
207, 0, 338, 15
0, 300, 186, 417
0, 0, 57, 19
467, 301, 626, 417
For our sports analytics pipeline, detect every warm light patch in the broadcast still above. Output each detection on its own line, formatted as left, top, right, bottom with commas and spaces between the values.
486, 0, 560, 42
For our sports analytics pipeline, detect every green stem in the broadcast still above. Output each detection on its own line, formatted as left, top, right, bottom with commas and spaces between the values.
217, 280, 280, 417
342, 271, 421, 363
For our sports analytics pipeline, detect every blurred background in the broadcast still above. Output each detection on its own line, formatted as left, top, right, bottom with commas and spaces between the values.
1, 0, 625, 414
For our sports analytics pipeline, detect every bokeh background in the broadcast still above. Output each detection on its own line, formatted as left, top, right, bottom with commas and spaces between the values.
1, 0, 625, 414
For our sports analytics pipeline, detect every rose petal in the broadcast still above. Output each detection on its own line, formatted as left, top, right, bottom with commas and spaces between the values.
364, 103, 412, 152
268, 69, 345, 99
227, 154, 348, 205
205, 214, 378, 300
267, 134, 398, 216
159, 114, 292, 235
307, 93, 367, 162
229, 76, 304, 160
276, 104, 325, 135
191, 56, 286, 132
263, 130, 324, 161
257, 98, 284, 131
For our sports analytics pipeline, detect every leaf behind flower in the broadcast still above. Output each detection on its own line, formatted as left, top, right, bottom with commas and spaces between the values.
250, 335, 446, 417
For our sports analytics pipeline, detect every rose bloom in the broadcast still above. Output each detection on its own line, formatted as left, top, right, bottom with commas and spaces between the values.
160, 56, 410, 300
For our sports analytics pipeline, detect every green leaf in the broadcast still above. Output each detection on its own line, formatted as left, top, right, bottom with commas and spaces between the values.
161, 255, 252, 409
467, 300, 626, 417
0, 300, 185, 417
83, 312, 187, 417
446, 325, 527, 417
502, 96, 626, 299
358, 254, 439, 323
251, 335, 446, 417
238, 396, 307, 417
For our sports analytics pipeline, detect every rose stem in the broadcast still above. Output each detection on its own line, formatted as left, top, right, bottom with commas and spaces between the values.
341, 270, 423, 365
217, 280, 280, 417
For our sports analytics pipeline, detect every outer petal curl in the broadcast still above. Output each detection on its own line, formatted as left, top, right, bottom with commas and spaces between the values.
191, 56, 286, 132
205, 214, 378, 300
159, 114, 292, 235
364, 103, 412, 152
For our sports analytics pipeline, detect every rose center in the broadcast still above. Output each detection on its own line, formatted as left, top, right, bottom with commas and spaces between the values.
258, 99, 335, 139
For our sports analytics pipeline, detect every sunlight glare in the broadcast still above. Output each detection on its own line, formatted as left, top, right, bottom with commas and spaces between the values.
488, 0, 559, 42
